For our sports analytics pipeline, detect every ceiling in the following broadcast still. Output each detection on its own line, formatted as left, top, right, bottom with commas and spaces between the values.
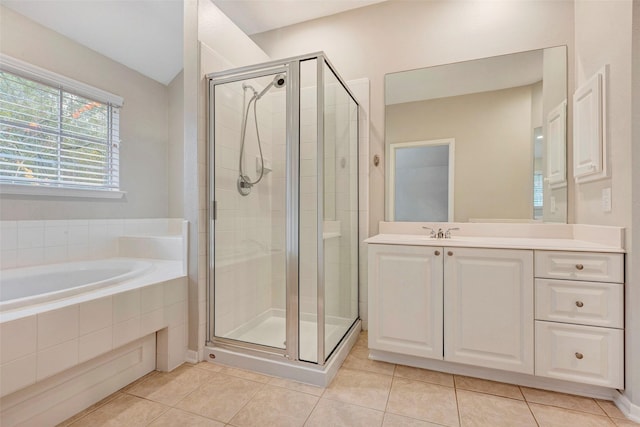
4, 0, 387, 86
211, 0, 388, 35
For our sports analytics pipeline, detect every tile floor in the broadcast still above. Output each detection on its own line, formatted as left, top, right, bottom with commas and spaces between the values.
59, 332, 640, 427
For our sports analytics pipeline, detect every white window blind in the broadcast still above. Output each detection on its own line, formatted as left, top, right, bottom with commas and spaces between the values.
0, 56, 122, 192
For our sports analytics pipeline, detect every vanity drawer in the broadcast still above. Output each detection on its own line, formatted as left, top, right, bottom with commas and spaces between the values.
535, 251, 623, 283
535, 321, 623, 388
535, 279, 623, 328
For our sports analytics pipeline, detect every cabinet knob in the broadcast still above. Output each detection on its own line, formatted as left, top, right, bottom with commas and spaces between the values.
575, 301, 584, 308
447, 251, 453, 256
575, 264, 584, 271
435, 250, 441, 256
575, 352, 584, 360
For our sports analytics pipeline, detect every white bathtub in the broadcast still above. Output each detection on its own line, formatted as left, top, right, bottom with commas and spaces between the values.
0, 258, 153, 311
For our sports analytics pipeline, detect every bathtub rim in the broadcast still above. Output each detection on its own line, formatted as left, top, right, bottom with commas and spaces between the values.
0, 257, 185, 323
0, 258, 154, 311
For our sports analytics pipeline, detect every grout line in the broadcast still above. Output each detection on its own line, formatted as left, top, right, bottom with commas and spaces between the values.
454, 384, 463, 427
521, 387, 542, 427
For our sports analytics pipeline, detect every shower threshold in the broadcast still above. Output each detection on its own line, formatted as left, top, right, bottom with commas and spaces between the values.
206, 315, 361, 387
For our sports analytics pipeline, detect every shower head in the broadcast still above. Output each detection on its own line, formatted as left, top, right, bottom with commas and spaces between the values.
256, 74, 286, 100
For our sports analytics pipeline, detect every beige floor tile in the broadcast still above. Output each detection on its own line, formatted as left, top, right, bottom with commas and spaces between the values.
268, 376, 325, 396
174, 372, 264, 423
304, 397, 384, 427
120, 371, 160, 393
147, 408, 225, 427
229, 384, 319, 427
395, 365, 454, 387
613, 419, 640, 427
68, 394, 169, 427
386, 377, 459, 427
126, 364, 213, 406
323, 368, 393, 411
217, 365, 273, 383
343, 345, 396, 375
192, 361, 224, 373
529, 403, 615, 427
57, 392, 123, 426
456, 389, 536, 427
355, 331, 368, 348
521, 387, 605, 415
597, 399, 628, 419
382, 412, 445, 427
453, 375, 523, 400
613, 419, 640, 426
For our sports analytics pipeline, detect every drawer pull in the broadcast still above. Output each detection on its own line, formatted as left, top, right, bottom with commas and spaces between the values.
575, 264, 584, 270
435, 250, 441, 256
448, 251, 454, 256
575, 352, 584, 360
575, 301, 584, 308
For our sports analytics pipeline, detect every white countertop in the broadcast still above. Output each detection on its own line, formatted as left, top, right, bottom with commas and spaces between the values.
364, 234, 625, 253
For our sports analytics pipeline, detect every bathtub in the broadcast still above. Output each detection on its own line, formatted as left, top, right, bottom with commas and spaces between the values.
0, 258, 153, 311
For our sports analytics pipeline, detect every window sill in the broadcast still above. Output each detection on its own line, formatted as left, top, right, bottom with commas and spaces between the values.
0, 184, 126, 199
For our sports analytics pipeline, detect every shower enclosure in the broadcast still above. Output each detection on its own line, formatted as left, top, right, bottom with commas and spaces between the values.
207, 53, 359, 376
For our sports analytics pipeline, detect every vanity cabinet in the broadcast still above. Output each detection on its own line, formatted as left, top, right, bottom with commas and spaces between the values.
444, 248, 534, 374
367, 244, 534, 374
534, 251, 624, 388
368, 244, 443, 359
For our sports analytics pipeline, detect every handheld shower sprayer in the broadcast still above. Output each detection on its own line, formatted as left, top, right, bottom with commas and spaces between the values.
237, 73, 287, 196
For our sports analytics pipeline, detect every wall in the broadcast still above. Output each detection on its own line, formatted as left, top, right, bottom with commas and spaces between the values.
252, 0, 575, 236
0, 6, 171, 220
573, 0, 637, 410
168, 71, 184, 218
386, 85, 534, 222
631, 0, 640, 411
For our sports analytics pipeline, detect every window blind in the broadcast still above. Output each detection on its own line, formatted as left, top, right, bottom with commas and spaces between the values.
0, 58, 121, 192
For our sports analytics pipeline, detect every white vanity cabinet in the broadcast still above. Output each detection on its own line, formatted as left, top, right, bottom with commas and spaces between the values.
368, 244, 444, 359
444, 248, 534, 374
534, 251, 624, 388
367, 244, 534, 374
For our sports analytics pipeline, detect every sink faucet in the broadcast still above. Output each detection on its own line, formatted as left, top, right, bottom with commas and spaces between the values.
445, 227, 460, 239
422, 226, 437, 238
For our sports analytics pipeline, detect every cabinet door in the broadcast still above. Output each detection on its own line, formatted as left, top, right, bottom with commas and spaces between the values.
368, 244, 443, 359
444, 248, 534, 374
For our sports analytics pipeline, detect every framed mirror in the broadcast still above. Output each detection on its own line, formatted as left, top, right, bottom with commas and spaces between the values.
385, 46, 567, 223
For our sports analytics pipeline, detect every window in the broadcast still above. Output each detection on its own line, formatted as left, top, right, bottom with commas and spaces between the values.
0, 55, 123, 196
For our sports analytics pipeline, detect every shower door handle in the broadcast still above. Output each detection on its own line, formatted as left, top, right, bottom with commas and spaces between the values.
212, 201, 217, 220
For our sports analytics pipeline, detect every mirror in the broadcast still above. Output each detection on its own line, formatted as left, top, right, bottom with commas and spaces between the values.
385, 46, 567, 223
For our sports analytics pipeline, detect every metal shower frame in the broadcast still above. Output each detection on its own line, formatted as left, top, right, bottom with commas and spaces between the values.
206, 52, 360, 366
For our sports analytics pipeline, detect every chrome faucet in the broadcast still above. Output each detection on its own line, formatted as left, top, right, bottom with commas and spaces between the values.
422, 226, 437, 238
422, 226, 459, 239
445, 227, 460, 239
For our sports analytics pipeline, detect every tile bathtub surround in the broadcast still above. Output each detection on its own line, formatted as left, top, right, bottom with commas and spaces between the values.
0, 218, 185, 269
58, 332, 640, 427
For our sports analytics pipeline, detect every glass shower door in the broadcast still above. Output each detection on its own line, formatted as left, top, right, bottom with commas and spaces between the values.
211, 70, 288, 351
322, 61, 359, 361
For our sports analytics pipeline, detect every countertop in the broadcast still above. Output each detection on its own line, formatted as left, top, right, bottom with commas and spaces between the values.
364, 234, 625, 253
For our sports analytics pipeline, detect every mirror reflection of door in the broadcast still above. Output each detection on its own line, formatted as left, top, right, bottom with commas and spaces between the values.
388, 139, 454, 222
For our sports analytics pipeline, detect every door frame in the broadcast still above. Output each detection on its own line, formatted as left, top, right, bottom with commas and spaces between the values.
386, 138, 455, 222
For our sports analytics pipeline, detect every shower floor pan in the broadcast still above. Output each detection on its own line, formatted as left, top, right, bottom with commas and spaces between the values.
207, 309, 360, 387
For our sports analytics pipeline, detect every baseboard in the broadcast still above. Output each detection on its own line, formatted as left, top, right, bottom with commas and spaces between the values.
185, 349, 201, 364
614, 391, 640, 423
0, 334, 156, 427
369, 349, 618, 400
